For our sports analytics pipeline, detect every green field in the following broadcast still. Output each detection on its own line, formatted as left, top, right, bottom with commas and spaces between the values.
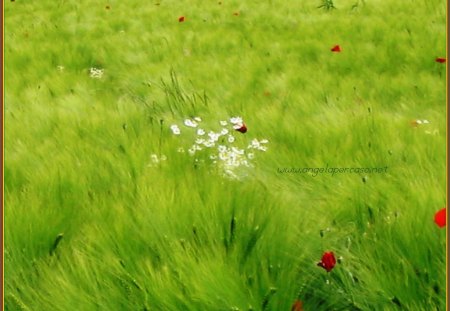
4, 0, 447, 310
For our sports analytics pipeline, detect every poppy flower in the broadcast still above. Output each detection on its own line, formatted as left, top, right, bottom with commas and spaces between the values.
434, 208, 446, 228
236, 124, 247, 133
178, 16, 185, 22
331, 45, 342, 52
291, 300, 304, 311
435, 57, 446, 63
317, 251, 336, 272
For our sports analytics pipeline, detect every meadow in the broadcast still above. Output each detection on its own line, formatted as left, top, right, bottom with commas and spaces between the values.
4, 0, 447, 310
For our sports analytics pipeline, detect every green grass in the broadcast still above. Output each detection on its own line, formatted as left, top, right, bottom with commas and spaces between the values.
5, 0, 446, 310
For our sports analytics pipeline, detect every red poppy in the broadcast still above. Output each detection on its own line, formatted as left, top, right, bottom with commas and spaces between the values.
178, 16, 185, 22
435, 57, 446, 63
434, 208, 446, 228
291, 300, 304, 311
236, 124, 247, 133
331, 45, 342, 52
317, 251, 336, 272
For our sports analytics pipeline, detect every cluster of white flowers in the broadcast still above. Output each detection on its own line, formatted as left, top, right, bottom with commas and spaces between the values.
229, 116, 244, 129
89, 67, 104, 79
411, 119, 439, 135
414, 119, 430, 125
248, 138, 269, 151
167, 116, 269, 179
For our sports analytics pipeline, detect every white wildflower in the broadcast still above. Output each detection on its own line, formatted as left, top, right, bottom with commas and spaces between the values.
170, 124, 181, 135
188, 147, 196, 156
204, 140, 215, 148
220, 128, 229, 135
219, 151, 229, 161
208, 131, 220, 142
195, 138, 205, 145
227, 135, 235, 143
230, 116, 243, 125
231, 147, 244, 155
184, 119, 198, 128
89, 67, 104, 79
220, 120, 228, 126
151, 154, 159, 163
248, 139, 268, 151
197, 128, 205, 136
218, 145, 227, 153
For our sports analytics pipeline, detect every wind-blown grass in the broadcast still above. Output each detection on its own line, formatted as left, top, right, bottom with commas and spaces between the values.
5, 0, 446, 310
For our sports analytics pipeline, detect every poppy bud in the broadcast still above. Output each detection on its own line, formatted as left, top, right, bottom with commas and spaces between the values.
331, 45, 342, 52
291, 299, 304, 311
236, 124, 247, 133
